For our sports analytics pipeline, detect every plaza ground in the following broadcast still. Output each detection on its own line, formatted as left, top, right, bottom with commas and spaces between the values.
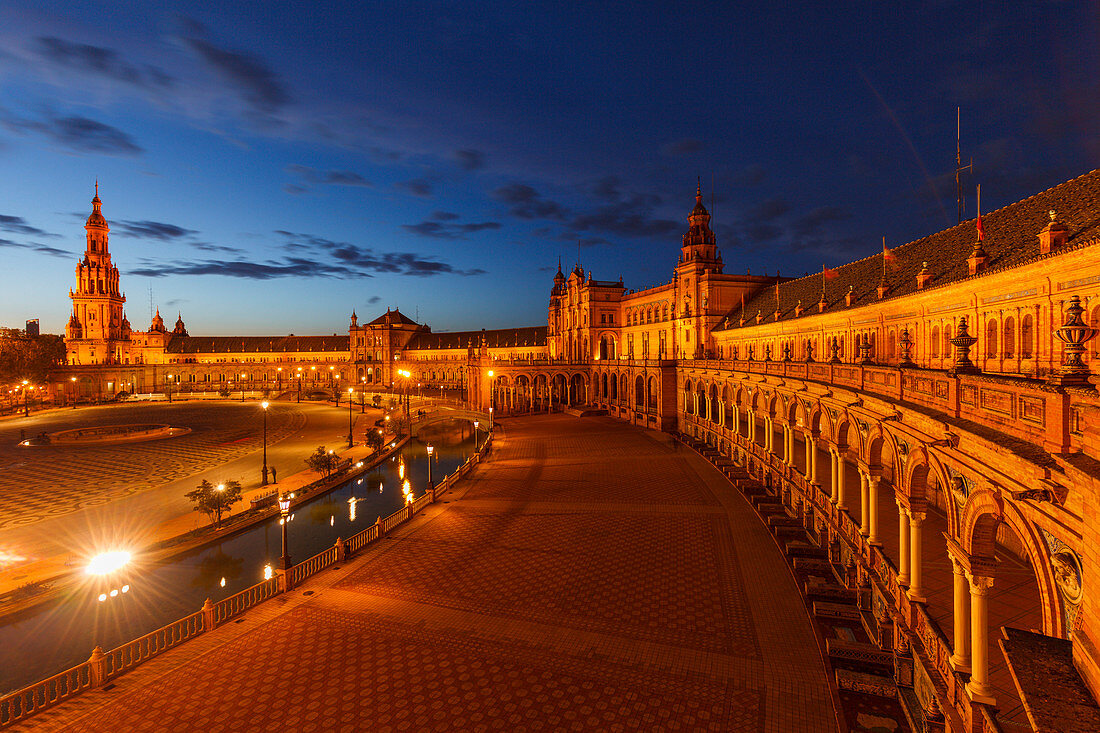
14, 414, 839, 732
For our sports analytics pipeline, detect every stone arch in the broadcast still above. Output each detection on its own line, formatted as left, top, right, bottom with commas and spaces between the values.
960, 488, 1062, 636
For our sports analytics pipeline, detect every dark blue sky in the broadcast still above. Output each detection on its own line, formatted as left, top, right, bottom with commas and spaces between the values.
1, 1, 1097, 335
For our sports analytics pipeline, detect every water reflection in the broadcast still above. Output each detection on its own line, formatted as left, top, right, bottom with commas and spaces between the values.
191, 548, 244, 592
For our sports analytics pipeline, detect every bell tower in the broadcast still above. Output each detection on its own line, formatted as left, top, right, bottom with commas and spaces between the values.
66, 183, 128, 364
677, 184, 722, 273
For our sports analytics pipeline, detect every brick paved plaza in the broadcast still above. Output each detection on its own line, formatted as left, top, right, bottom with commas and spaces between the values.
18, 415, 838, 732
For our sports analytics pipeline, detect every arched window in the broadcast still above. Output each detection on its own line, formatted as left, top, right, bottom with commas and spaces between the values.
986, 319, 998, 359
943, 324, 953, 359
1022, 314, 1034, 358
931, 325, 940, 358
1003, 317, 1015, 358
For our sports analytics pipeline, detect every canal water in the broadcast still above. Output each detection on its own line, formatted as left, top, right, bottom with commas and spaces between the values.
0, 420, 477, 694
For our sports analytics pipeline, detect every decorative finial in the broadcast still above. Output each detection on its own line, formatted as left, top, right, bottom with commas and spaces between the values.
95, 180, 98, 197
1050, 209, 1057, 221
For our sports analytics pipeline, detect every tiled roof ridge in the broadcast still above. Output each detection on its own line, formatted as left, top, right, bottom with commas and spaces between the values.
719, 168, 1100, 331
726, 233, 1100, 333
770, 168, 1100, 293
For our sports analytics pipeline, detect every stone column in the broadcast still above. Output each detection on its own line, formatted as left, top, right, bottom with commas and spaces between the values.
897, 505, 911, 586
804, 433, 813, 479
859, 471, 870, 537
908, 511, 926, 602
966, 575, 996, 704
827, 449, 836, 499
868, 477, 881, 545
787, 427, 795, 466
836, 450, 848, 510
733, 406, 740, 434
747, 410, 754, 442
810, 439, 820, 483
949, 556, 972, 672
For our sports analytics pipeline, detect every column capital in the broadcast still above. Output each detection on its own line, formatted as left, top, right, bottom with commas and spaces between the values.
968, 574, 995, 595
909, 511, 926, 525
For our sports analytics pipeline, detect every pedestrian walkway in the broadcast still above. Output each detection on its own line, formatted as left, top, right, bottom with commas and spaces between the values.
17, 415, 837, 732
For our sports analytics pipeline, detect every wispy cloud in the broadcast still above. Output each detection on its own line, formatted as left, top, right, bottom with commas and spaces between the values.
0, 236, 70, 258
182, 36, 289, 115
286, 164, 373, 188
492, 183, 568, 220
452, 148, 485, 171
113, 220, 198, 241
132, 229, 486, 279
403, 211, 501, 239
35, 37, 174, 89
661, 137, 704, 157
0, 110, 142, 155
395, 177, 434, 197
0, 214, 59, 238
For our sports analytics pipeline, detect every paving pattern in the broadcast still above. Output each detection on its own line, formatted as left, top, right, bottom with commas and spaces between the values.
0, 403, 306, 530
19, 415, 837, 732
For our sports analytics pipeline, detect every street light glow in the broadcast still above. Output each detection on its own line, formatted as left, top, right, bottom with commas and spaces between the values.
86, 550, 131, 576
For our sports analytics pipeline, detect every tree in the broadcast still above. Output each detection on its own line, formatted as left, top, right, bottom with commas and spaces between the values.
305, 446, 338, 477
0, 333, 64, 384
186, 479, 243, 529
365, 429, 385, 452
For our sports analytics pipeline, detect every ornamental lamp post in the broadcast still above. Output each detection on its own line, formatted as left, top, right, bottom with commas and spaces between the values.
22, 380, 29, 417
70, 376, 77, 409
296, 367, 302, 403
473, 420, 479, 450
277, 367, 282, 391
166, 374, 174, 403
487, 370, 494, 418
261, 400, 270, 485
426, 443, 434, 490
240, 373, 247, 401
278, 493, 292, 571
347, 387, 354, 447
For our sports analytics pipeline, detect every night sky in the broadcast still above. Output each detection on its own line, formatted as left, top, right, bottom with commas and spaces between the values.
1, 2, 1097, 335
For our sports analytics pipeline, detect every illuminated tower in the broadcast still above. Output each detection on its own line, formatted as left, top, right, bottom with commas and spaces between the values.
66, 183, 128, 364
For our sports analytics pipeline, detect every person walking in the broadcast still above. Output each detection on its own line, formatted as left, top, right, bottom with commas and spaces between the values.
271, 466, 277, 483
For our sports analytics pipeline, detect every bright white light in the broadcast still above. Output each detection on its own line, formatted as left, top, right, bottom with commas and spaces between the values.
220, 577, 226, 587
109, 589, 118, 597
121, 585, 130, 593
97, 593, 107, 602
263, 564, 273, 580
86, 550, 131, 576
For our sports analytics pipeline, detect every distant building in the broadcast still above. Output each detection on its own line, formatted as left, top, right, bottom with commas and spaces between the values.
25, 319, 39, 337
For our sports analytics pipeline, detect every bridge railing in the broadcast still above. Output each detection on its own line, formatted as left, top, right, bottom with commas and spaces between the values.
0, 433, 495, 730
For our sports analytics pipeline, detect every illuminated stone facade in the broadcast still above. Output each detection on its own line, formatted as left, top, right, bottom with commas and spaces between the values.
52, 172, 1100, 729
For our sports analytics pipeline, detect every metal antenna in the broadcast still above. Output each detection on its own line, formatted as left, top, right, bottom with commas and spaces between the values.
955, 106, 973, 224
